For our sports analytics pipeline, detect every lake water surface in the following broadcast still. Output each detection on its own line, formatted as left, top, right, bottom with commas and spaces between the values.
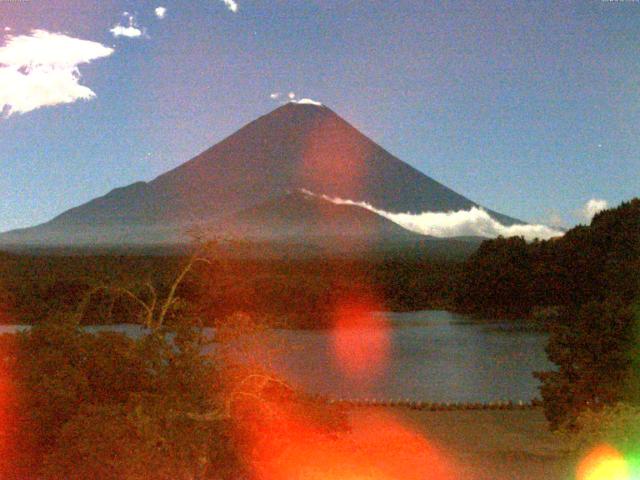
0, 310, 552, 403
258, 310, 552, 403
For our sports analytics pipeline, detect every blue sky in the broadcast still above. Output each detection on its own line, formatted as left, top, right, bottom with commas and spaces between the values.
0, 0, 638, 233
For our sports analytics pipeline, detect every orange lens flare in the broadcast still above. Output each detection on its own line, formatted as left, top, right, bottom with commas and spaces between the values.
577, 444, 631, 480
248, 404, 457, 480
222, 298, 457, 480
331, 296, 390, 382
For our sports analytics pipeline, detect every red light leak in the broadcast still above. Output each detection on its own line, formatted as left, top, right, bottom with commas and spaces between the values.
331, 295, 391, 383
225, 289, 460, 479
0, 336, 17, 476
298, 115, 370, 200
245, 401, 458, 480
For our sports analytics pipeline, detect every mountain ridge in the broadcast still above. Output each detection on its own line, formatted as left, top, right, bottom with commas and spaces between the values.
0, 103, 522, 247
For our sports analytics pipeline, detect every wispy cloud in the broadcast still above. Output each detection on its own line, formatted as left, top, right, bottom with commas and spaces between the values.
0, 30, 113, 116
301, 190, 563, 241
221, 0, 239, 13
580, 198, 608, 222
294, 98, 323, 106
155, 7, 167, 19
275, 91, 323, 106
110, 13, 144, 38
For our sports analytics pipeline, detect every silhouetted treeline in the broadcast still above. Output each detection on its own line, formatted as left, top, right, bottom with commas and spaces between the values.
0, 251, 461, 328
195, 257, 462, 328
4, 198, 637, 330
451, 198, 640, 429
455, 198, 640, 318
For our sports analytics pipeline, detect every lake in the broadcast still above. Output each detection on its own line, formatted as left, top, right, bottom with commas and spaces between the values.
0, 310, 552, 403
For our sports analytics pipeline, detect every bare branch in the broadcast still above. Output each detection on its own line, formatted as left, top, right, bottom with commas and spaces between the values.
224, 372, 293, 416
76, 284, 153, 327
157, 253, 209, 329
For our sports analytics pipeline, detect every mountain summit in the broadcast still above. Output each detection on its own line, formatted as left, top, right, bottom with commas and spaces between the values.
1, 103, 520, 246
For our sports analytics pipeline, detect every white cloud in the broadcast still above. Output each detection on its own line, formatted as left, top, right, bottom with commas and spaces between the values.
110, 14, 144, 38
301, 190, 563, 241
221, 0, 239, 12
581, 198, 609, 222
0, 30, 114, 116
155, 7, 167, 19
110, 25, 142, 38
294, 98, 323, 106
273, 91, 323, 106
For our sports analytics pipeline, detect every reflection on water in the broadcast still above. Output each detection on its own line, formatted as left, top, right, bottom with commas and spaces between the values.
263, 310, 551, 403
0, 310, 551, 402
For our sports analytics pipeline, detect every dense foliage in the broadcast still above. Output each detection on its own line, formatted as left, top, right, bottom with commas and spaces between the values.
0, 315, 238, 479
456, 199, 640, 429
456, 199, 640, 318
534, 301, 638, 429
0, 248, 352, 479
2, 199, 639, 438
456, 199, 640, 428
0, 251, 461, 328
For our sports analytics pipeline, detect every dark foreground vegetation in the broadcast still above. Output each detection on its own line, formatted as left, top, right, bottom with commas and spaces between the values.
456, 199, 640, 319
0, 249, 461, 328
2, 202, 637, 331
0, 257, 349, 479
0, 198, 638, 477
455, 199, 640, 431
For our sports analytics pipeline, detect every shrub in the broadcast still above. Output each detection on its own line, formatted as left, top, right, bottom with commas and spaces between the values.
535, 300, 636, 430
567, 402, 640, 455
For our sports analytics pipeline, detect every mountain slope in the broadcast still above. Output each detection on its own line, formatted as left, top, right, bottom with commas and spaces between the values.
222, 190, 421, 241
0, 103, 521, 246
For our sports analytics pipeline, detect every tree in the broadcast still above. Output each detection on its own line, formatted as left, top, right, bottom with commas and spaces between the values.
531, 200, 640, 430
455, 236, 534, 317
455, 198, 640, 318
0, 249, 245, 479
535, 300, 636, 430
0, 243, 348, 478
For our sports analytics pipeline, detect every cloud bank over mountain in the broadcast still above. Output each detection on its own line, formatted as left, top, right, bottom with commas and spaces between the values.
302, 190, 563, 241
